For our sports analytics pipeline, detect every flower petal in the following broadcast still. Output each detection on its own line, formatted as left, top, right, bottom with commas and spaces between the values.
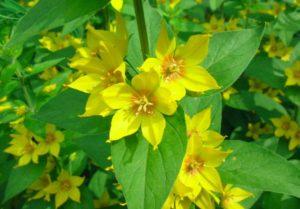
68, 74, 102, 93
176, 34, 210, 66
102, 83, 134, 109
180, 66, 219, 92
110, 109, 141, 140
156, 22, 176, 59
141, 111, 166, 149
139, 58, 162, 75
131, 71, 160, 94
82, 90, 112, 117
55, 191, 69, 208
161, 80, 186, 101
69, 188, 81, 202
153, 87, 177, 115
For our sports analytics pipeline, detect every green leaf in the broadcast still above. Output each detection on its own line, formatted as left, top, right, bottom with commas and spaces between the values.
62, 188, 94, 209
180, 93, 222, 132
7, 0, 109, 47
225, 91, 287, 120
3, 160, 46, 202
285, 86, 300, 106
203, 28, 264, 91
245, 54, 286, 88
220, 140, 300, 198
71, 134, 110, 168
22, 199, 54, 209
209, 0, 224, 11
88, 170, 108, 198
34, 89, 110, 134
263, 193, 300, 209
111, 108, 187, 209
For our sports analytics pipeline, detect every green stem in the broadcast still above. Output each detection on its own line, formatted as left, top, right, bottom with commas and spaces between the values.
15, 65, 35, 113
133, 0, 150, 60
103, 7, 110, 30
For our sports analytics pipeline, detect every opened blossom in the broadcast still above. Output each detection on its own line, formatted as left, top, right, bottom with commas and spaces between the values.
140, 23, 219, 100
101, 71, 177, 149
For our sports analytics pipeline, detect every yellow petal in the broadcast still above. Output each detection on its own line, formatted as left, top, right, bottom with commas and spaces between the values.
198, 167, 223, 192
70, 176, 85, 187
202, 130, 225, 147
141, 111, 166, 149
69, 188, 81, 203
110, 109, 141, 140
161, 80, 186, 101
179, 66, 219, 92
46, 124, 56, 133
191, 107, 211, 132
82, 90, 112, 117
18, 154, 31, 166
228, 187, 253, 202
102, 83, 134, 109
194, 190, 215, 209
55, 191, 69, 208
69, 57, 106, 74
111, 0, 123, 11
68, 74, 102, 93
50, 143, 60, 157
153, 87, 177, 115
156, 22, 176, 59
139, 58, 162, 74
131, 71, 160, 93
176, 34, 210, 66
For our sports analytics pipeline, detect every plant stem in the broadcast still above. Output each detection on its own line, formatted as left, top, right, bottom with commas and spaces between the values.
103, 7, 110, 30
15, 64, 35, 113
133, 0, 150, 60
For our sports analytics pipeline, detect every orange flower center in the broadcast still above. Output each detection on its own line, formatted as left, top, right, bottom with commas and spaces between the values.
132, 94, 155, 115
162, 56, 184, 81
60, 180, 72, 192
293, 70, 300, 79
295, 131, 300, 139
23, 143, 35, 154
100, 70, 123, 88
184, 155, 204, 175
46, 133, 56, 144
281, 122, 290, 130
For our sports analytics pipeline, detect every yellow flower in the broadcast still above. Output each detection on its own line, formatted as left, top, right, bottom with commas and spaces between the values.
27, 0, 39, 7
29, 174, 52, 201
46, 170, 85, 208
221, 184, 253, 209
101, 71, 177, 149
39, 32, 82, 52
69, 15, 128, 117
262, 2, 286, 17
157, 0, 181, 9
263, 36, 292, 61
140, 23, 219, 100
271, 116, 298, 138
38, 124, 64, 157
186, 108, 225, 147
226, 19, 240, 31
4, 125, 44, 166
248, 78, 268, 92
288, 128, 300, 150
111, 0, 123, 11
39, 67, 58, 80
246, 123, 263, 140
285, 61, 300, 86
203, 16, 225, 33
222, 87, 237, 100
15, 105, 27, 115
0, 103, 12, 113
43, 83, 57, 93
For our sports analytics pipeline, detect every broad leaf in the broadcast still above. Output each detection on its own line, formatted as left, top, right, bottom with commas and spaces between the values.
111, 108, 187, 209
220, 140, 300, 198
203, 28, 264, 91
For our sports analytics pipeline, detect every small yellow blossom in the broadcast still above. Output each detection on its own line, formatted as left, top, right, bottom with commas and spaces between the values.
0, 103, 12, 113
39, 32, 82, 52
140, 23, 219, 100
38, 124, 64, 157
4, 125, 44, 166
248, 78, 268, 92
15, 105, 27, 115
203, 16, 225, 33
288, 128, 300, 150
39, 67, 58, 80
285, 61, 300, 86
101, 71, 177, 149
0, 96, 7, 102
222, 87, 237, 100
226, 19, 240, 31
246, 123, 263, 140
46, 170, 85, 208
69, 15, 128, 117
43, 83, 57, 93
271, 116, 298, 138
29, 174, 52, 201
221, 184, 253, 209
111, 0, 123, 11
263, 36, 292, 61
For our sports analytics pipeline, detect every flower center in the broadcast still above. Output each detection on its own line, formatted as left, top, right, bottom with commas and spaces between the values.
293, 70, 300, 79
100, 70, 123, 88
60, 180, 72, 192
23, 143, 35, 154
270, 45, 278, 52
132, 94, 155, 115
184, 155, 204, 175
281, 122, 290, 130
46, 133, 56, 144
162, 56, 184, 81
295, 131, 300, 139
